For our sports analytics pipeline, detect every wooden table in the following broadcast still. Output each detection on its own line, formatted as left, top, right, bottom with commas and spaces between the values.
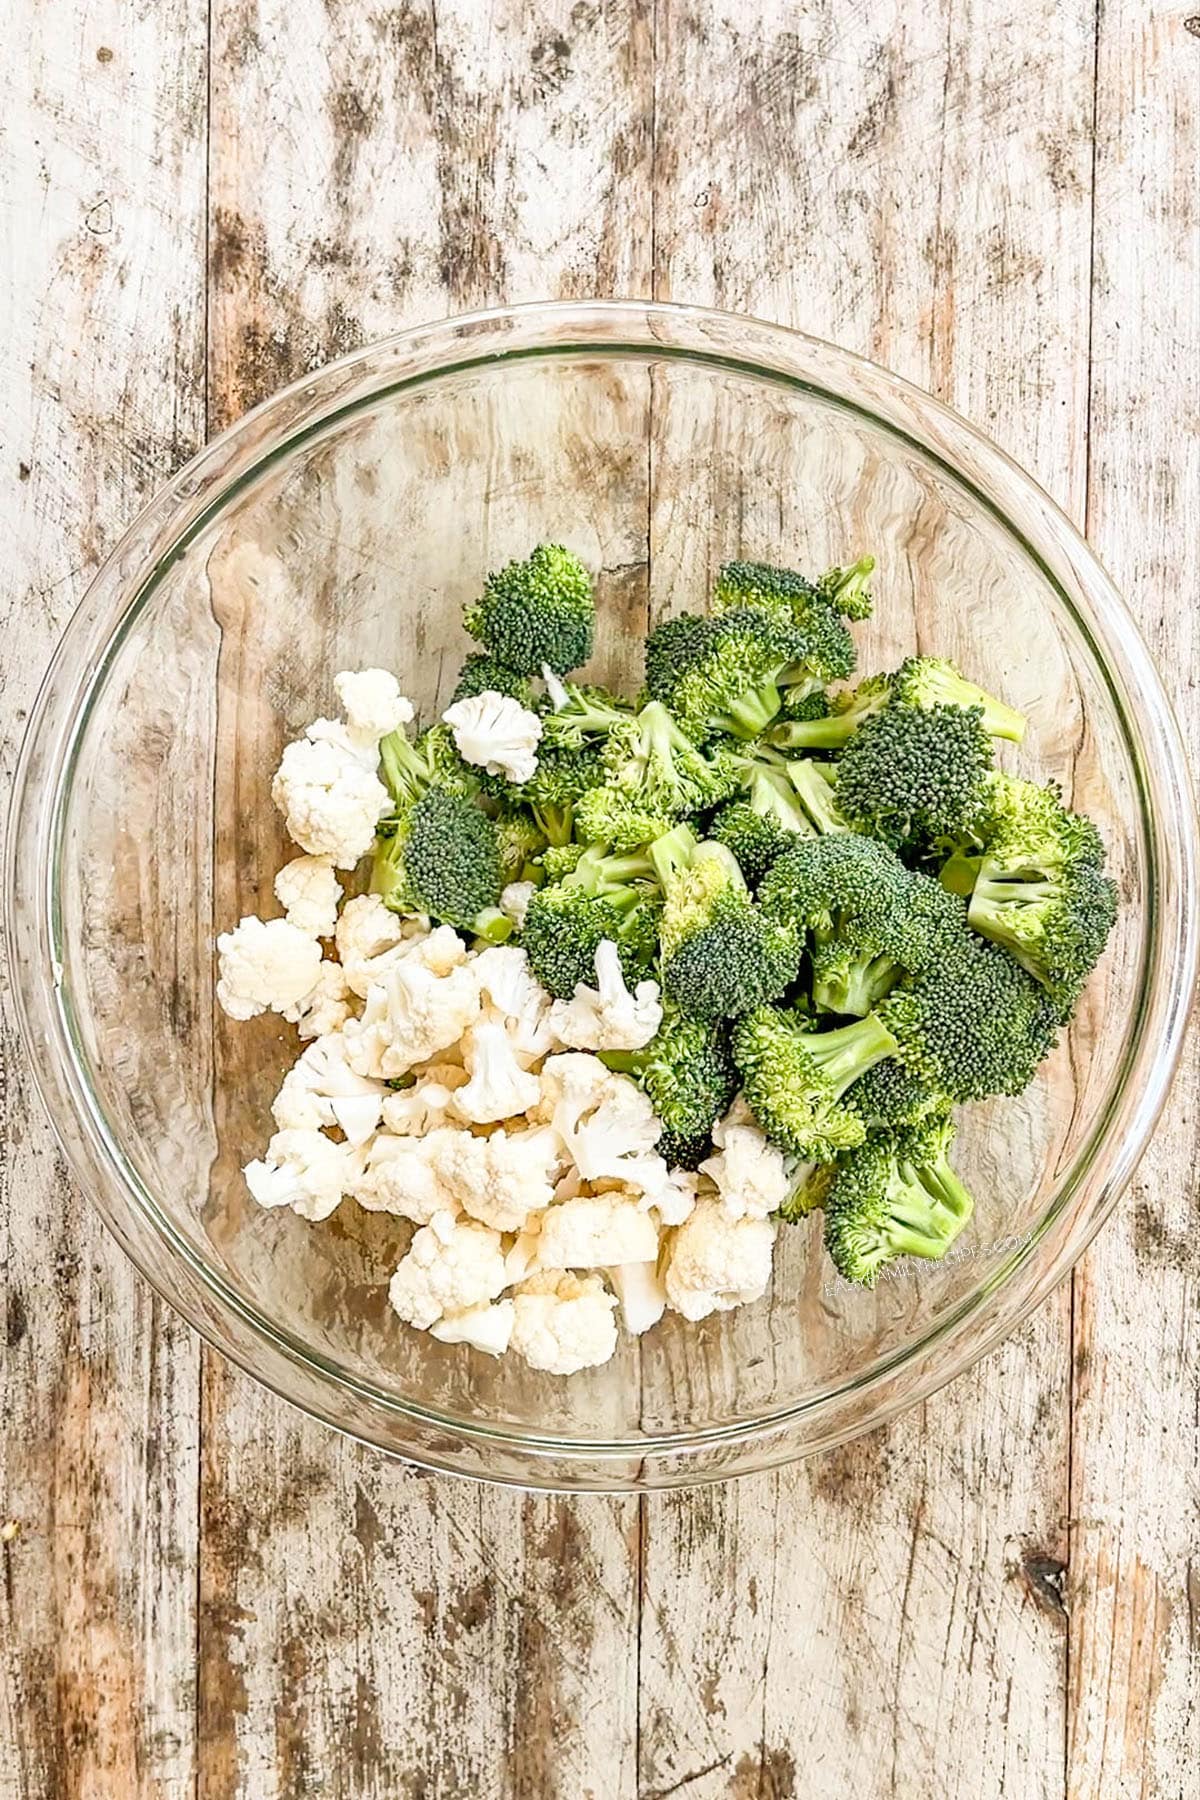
2, 5, 1197, 1795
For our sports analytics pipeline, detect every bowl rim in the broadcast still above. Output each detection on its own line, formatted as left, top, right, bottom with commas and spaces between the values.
7, 297, 1198, 1489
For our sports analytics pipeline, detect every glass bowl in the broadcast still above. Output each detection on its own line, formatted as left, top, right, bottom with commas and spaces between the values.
7, 301, 1196, 1491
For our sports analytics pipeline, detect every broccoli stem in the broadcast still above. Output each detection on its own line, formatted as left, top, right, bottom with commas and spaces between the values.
473, 908, 516, 945
912, 1154, 974, 1228
532, 802, 575, 847
812, 951, 900, 1017
768, 713, 858, 751
786, 759, 847, 834
806, 1012, 898, 1094
718, 680, 783, 740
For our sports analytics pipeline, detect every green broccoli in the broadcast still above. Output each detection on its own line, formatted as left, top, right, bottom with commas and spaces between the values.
823, 1116, 975, 1286
379, 722, 477, 809
767, 672, 892, 751
777, 686, 832, 724
537, 681, 632, 749
602, 1004, 739, 1168
494, 809, 547, 885
876, 931, 1059, 1102
963, 776, 1117, 1017
732, 1005, 897, 1159
464, 543, 595, 676
644, 606, 855, 741
709, 800, 804, 887
573, 785, 676, 854
651, 832, 801, 1021
448, 653, 536, 708
518, 739, 608, 845
771, 656, 1024, 752
844, 1057, 952, 1131
834, 702, 995, 852
776, 1160, 837, 1222
600, 700, 741, 816
519, 844, 659, 997
372, 787, 503, 934
814, 555, 876, 621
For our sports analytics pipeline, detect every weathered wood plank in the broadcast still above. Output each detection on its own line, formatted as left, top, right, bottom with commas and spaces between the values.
201, 4, 652, 1795
0, 3, 208, 1796
1067, 10, 1200, 1797
639, 4, 1097, 1793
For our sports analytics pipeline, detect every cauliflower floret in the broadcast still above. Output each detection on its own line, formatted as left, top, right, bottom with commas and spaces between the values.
430, 1300, 515, 1357
216, 915, 324, 1021
335, 894, 433, 997
388, 1213, 508, 1329
355, 1129, 462, 1224
510, 1270, 619, 1375
499, 879, 537, 929
548, 939, 663, 1052
442, 691, 542, 784
472, 945, 554, 1062
452, 1016, 541, 1124
271, 729, 391, 868
346, 940, 481, 1079
661, 1198, 777, 1322
635, 1165, 701, 1227
334, 668, 414, 743
381, 1064, 470, 1135
700, 1119, 791, 1221
537, 1192, 659, 1269
536, 1053, 663, 1182
432, 1123, 562, 1232
282, 960, 356, 1040
607, 1260, 668, 1335
271, 1030, 386, 1144
243, 1128, 361, 1222
504, 1223, 544, 1285
273, 855, 343, 939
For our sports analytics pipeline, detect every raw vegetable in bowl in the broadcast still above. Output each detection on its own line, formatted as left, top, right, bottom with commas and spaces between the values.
216, 542, 1118, 1375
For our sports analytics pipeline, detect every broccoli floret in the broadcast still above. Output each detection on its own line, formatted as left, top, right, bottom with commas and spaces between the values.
644, 607, 853, 741
876, 932, 1059, 1102
777, 1160, 837, 1222
519, 845, 659, 997
709, 801, 802, 887
449, 653, 536, 708
732, 1005, 897, 1158
844, 1058, 952, 1130
823, 1116, 975, 1287
777, 686, 831, 724
891, 657, 1026, 744
573, 785, 676, 854
494, 809, 547, 884
518, 739, 608, 845
767, 672, 893, 751
963, 776, 1117, 1016
538, 841, 588, 882
834, 702, 995, 853
379, 722, 477, 809
372, 787, 502, 932
463, 543, 594, 676
600, 700, 740, 816
537, 680, 632, 749
602, 1005, 739, 1168
651, 833, 801, 1021
814, 555, 876, 621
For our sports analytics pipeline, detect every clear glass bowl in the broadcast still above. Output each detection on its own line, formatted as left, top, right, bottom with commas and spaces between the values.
7, 301, 1197, 1490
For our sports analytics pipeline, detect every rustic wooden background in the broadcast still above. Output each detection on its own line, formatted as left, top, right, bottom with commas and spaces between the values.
2, 3, 1197, 1795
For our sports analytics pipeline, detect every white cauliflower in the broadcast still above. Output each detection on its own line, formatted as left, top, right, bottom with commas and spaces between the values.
548, 939, 663, 1052
536, 1053, 663, 1183
636, 1165, 701, 1227
700, 1119, 792, 1221
607, 1260, 668, 1335
283, 961, 355, 1039
442, 691, 542, 783
388, 1212, 509, 1329
355, 1129, 462, 1224
271, 1030, 386, 1144
335, 893, 408, 995
381, 1064, 469, 1135
347, 936, 480, 1078
509, 1271, 619, 1375
504, 1224, 543, 1286
243, 1128, 360, 1222
432, 1123, 562, 1232
452, 1016, 541, 1123
472, 945, 554, 1062
216, 915, 323, 1021
662, 1198, 777, 1322
271, 726, 391, 868
430, 1301, 515, 1357
499, 880, 537, 929
273, 855, 343, 939
537, 1192, 659, 1269
334, 668, 414, 743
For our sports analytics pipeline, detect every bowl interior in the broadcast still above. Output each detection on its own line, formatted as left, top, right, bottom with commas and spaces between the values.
55, 343, 1146, 1448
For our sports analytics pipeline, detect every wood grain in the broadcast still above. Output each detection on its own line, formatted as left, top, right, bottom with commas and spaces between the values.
1067, 9, 1200, 1797
0, 3, 207, 1797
